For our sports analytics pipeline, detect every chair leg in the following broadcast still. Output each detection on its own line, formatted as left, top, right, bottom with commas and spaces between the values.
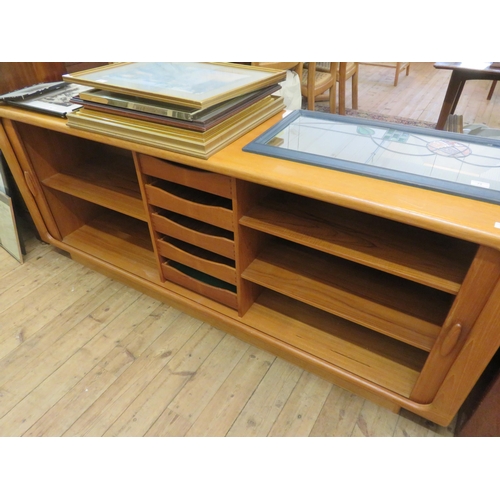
307, 84, 315, 110
394, 63, 401, 86
352, 68, 358, 110
338, 63, 347, 115
394, 63, 410, 87
329, 80, 337, 113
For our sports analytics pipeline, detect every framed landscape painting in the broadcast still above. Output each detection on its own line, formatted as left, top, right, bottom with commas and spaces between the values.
63, 62, 286, 110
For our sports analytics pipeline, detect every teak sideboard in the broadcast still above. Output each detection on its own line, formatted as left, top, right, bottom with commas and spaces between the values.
2, 105, 500, 427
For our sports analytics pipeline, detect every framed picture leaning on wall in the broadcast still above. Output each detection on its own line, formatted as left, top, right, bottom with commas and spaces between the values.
0, 151, 23, 262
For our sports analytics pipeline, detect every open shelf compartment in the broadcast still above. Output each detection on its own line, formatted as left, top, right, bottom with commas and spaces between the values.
43, 155, 145, 221
240, 190, 478, 294
13, 121, 145, 220
242, 289, 428, 397
63, 209, 159, 283
242, 237, 455, 351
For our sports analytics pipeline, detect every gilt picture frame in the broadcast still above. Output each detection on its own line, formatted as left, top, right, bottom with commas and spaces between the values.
63, 62, 286, 110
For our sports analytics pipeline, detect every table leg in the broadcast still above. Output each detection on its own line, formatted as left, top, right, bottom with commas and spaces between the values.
436, 71, 465, 130
487, 81, 497, 100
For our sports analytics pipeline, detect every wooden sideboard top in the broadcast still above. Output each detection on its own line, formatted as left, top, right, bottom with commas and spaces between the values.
2, 105, 500, 249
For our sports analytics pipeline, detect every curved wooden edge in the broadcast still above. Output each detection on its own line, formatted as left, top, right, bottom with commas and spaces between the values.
0, 120, 56, 244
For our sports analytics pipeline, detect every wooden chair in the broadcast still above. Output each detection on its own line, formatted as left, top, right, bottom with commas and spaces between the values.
315, 62, 359, 114
337, 62, 359, 114
300, 63, 338, 113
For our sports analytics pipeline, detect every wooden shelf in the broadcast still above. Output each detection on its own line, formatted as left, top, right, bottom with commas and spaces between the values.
242, 239, 453, 351
43, 156, 146, 221
240, 191, 477, 294
243, 289, 427, 397
162, 261, 238, 310
151, 210, 235, 259
145, 180, 234, 231
157, 237, 236, 285
139, 154, 233, 199
63, 210, 159, 283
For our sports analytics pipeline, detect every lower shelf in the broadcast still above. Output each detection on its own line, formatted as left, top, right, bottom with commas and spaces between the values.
242, 289, 428, 397
242, 238, 452, 351
157, 237, 237, 285
63, 210, 160, 283
162, 261, 238, 310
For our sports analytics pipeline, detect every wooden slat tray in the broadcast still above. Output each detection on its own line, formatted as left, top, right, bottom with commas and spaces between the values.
145, 181, 233, 231
157, 237, 236, 286
138, 153, 233, 199
162, 261, 238, 310
151, 210, 235, 259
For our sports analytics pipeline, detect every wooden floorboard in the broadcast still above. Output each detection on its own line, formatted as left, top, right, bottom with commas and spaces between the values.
3, 62, 494, 437
0, 233, 458, 438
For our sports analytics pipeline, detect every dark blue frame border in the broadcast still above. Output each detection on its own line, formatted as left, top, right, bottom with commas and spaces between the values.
243, 110, 500, 205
